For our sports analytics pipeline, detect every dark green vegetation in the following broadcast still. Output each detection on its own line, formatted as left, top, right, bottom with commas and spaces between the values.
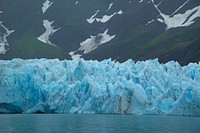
0, 0, 200, 65
1, 36, 69, 60
92, 23, 200, 65
0, 0, 69, 60
139, 24, 200, 65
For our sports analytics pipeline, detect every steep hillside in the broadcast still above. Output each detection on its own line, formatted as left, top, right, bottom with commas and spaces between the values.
0, 0, 200, 65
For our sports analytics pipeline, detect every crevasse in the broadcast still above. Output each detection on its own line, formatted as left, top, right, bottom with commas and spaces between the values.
0, 59, 200, 116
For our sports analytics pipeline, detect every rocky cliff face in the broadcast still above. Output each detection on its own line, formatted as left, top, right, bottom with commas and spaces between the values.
0, 0, 200, 65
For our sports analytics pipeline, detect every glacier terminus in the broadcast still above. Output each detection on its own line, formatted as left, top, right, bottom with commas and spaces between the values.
0, 59, 200, 116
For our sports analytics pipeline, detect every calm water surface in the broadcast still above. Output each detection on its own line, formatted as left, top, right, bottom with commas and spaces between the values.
0, 114, 199, 133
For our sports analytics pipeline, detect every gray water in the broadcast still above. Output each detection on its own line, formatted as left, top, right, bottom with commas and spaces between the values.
0, 114, 199, 133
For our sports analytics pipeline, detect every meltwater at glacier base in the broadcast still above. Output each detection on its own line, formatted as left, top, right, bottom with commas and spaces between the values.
0, 58, 200, 116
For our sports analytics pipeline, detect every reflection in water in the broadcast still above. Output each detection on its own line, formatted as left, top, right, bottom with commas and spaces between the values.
0, 114, 200, 133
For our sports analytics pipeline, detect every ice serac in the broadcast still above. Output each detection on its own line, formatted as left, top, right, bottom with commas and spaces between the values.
0, 59, 200, 116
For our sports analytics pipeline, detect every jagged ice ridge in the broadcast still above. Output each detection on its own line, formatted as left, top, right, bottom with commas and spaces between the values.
0, 59, 200, 116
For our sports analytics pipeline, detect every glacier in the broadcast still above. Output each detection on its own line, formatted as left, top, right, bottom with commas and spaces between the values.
0, 58, 200, 116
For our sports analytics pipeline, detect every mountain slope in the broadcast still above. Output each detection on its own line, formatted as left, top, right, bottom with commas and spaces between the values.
0, 0, 200, 65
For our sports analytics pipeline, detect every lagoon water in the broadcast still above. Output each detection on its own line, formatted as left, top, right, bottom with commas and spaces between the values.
0, 114, 199, 133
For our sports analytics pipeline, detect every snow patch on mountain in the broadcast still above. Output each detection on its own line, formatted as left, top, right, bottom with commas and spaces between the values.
157, 18, 164, 23
151, 0, 200, 30
96, 13, 116, 23
146, 19, 155, 25
42, 0, 53, 14
75, 1, 79, 5
0, 22, 15, 54
69, 29, 115, 59
87, 10, 99, 23
117, 10, 123, 14
106, 3, 113, 12
78, 29, 115, 54
139, 0, 144, 3
69, 51, 81, 60
171, 0, 189, 16
87, 10, 123, 24
37, 20, 60, 47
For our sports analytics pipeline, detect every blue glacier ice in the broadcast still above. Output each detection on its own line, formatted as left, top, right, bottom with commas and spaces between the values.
0, 58, 200, 116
